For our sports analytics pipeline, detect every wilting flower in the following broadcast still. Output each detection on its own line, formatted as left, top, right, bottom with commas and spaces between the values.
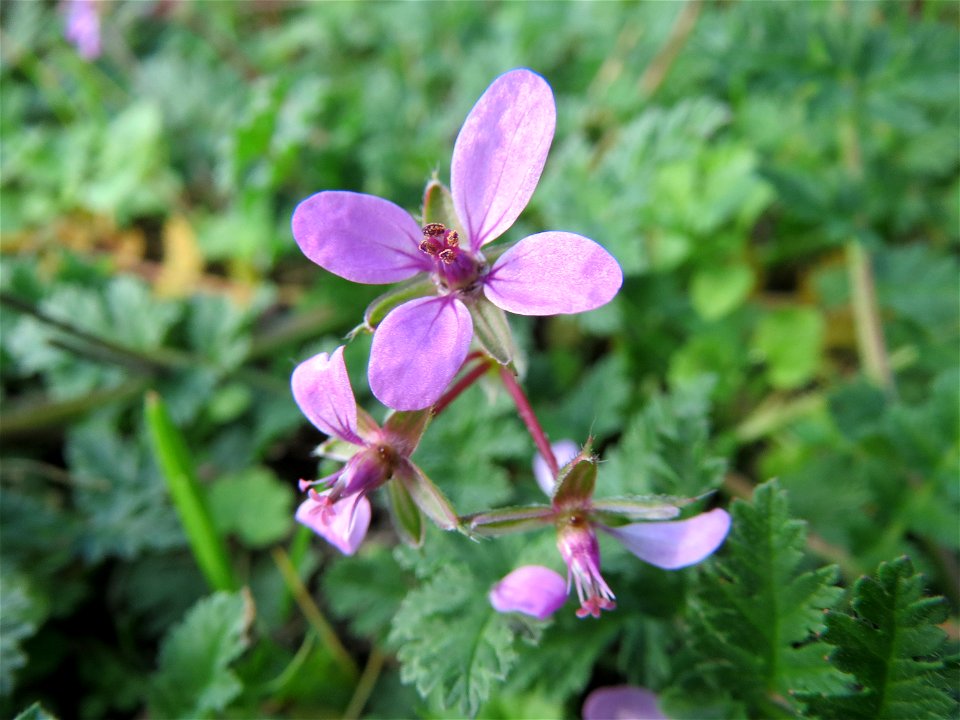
292, 68, 622, 410
63, 0, 101, 59
480, 442, 731, 618
292, 345, 457, 553
582, 686, 666, 720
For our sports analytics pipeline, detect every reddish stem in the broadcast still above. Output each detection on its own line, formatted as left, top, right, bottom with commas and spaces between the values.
498, 367, 558, 476
432, 358, 491, 417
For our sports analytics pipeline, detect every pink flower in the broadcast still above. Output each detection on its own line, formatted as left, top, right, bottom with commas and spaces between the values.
63, 0, 101, 60
484, 442, 731, 619
582, 686, 666, 720
292, 68, 623, 410
489, 565, 567, 620
292, 346, 456, 552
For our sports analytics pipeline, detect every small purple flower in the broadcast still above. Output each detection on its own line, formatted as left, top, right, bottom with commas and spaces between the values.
582, 686, 667, 720
63, 0, 101, 60
484, 442, 731, 619
293, 68, 623, 410
292, 345, 456, 552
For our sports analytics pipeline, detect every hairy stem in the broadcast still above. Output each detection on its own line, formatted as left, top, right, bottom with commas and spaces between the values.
432, 356, 492, 417
498, 367, 558, 476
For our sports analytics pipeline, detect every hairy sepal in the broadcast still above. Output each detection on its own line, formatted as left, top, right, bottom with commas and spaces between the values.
383, 409, 431, 457
357, 276, 436, 333
469, 296, 516, 366
396, 462, 458, 531
387, 478, 425, 547
463, 505, 555, 537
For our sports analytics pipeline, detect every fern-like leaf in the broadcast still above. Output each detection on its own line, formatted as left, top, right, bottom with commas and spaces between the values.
803, 556, 956, 719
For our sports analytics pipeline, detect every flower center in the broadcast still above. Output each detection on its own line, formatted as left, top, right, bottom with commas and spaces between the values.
419, 222, 484, 293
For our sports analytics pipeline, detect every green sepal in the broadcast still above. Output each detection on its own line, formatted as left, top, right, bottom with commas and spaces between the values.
395, 462, 458, 531
383, 408, 431, 457
590, 497, 682, 527
354, 276, 436, 335
468, 296, 516, 366
387, 478, 425, 547
421, 177, 458, 228
462, 504, 555, 537
551, 451, 597, 511
315, 437, 358, 462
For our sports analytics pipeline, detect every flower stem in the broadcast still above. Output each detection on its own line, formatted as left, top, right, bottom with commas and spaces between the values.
270, 546, 358, 680
432, 356, 492, 417
498, 367, 558, 476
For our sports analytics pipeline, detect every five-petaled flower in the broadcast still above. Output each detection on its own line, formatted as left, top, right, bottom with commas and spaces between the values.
292, 345, 456, 554
292, 68, 622, 411
485, 441, 731, 619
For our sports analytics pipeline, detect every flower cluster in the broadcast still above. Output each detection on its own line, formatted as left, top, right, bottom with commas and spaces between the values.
289, 66, 731, 637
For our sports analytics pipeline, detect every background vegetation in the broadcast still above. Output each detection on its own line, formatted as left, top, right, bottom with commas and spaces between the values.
1, 1, 957, 718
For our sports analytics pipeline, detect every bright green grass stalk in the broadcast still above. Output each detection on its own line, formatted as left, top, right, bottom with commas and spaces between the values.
145, 392, 236, 592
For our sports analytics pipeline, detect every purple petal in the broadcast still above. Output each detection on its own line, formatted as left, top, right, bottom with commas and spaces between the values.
484, 232, 623, 315
451, 69, 556, 251
64, 0, 101, 60
582, 686, 666, 720
368, 296, 473, 410
295, 493, 371, 556
292, 191, 431, 284
489, 565, 567, 620
603, 508, 731, 570
533, 439, 580, 496
291, 346, 365, 445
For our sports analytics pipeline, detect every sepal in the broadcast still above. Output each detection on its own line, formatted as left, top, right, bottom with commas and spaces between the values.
462, 504, 555, 537
551, 450, 597, 511
356, 275, 436, 333
382, 408, 431, 456
421, 177, 459, 228
468, 296, 516, 366
590, 497, 683, 525
387, 476, 425, 547
395, 462, 459, 531
315, 437, 360, 462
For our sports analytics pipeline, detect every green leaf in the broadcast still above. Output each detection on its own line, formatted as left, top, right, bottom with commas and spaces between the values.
0, 568, 40, 697
12, 703, 58, 720
804, 557, 956, 720
603, 376, 726, 497
690, 262, 754, 320
149, 590, 254, 719
752, 307, 825, 389
323, 545, 410, 643
145, 392, 236, 591
207, 466, 294, 549
683, 481, 849, 714
389, 562, 522, 718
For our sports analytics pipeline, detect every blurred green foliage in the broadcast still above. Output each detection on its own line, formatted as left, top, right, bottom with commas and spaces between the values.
1, 1, 957, 718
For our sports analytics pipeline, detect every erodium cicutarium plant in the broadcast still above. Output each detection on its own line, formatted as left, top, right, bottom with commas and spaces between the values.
292, 68, 622, 410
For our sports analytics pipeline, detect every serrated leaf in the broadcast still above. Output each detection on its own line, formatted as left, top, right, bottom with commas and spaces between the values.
683, 481, 850, 714
389, 562, 521, 717
323, 545, 410, 642
803, 556, 956, 720
149, 590, 254, 719
603, 376, 726, 497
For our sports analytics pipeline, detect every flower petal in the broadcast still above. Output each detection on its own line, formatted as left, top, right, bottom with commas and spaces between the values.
484, 232, 623, 315
489, 565, 567, 620
533, 439, 581, 496
603, 508, 731, 570
292, 190, 431, 283
451, 69, 556, 250
295, 493, 371, 556
368, 296, 473, 410
291, 346, 365, 445
582, 686, 666, 720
